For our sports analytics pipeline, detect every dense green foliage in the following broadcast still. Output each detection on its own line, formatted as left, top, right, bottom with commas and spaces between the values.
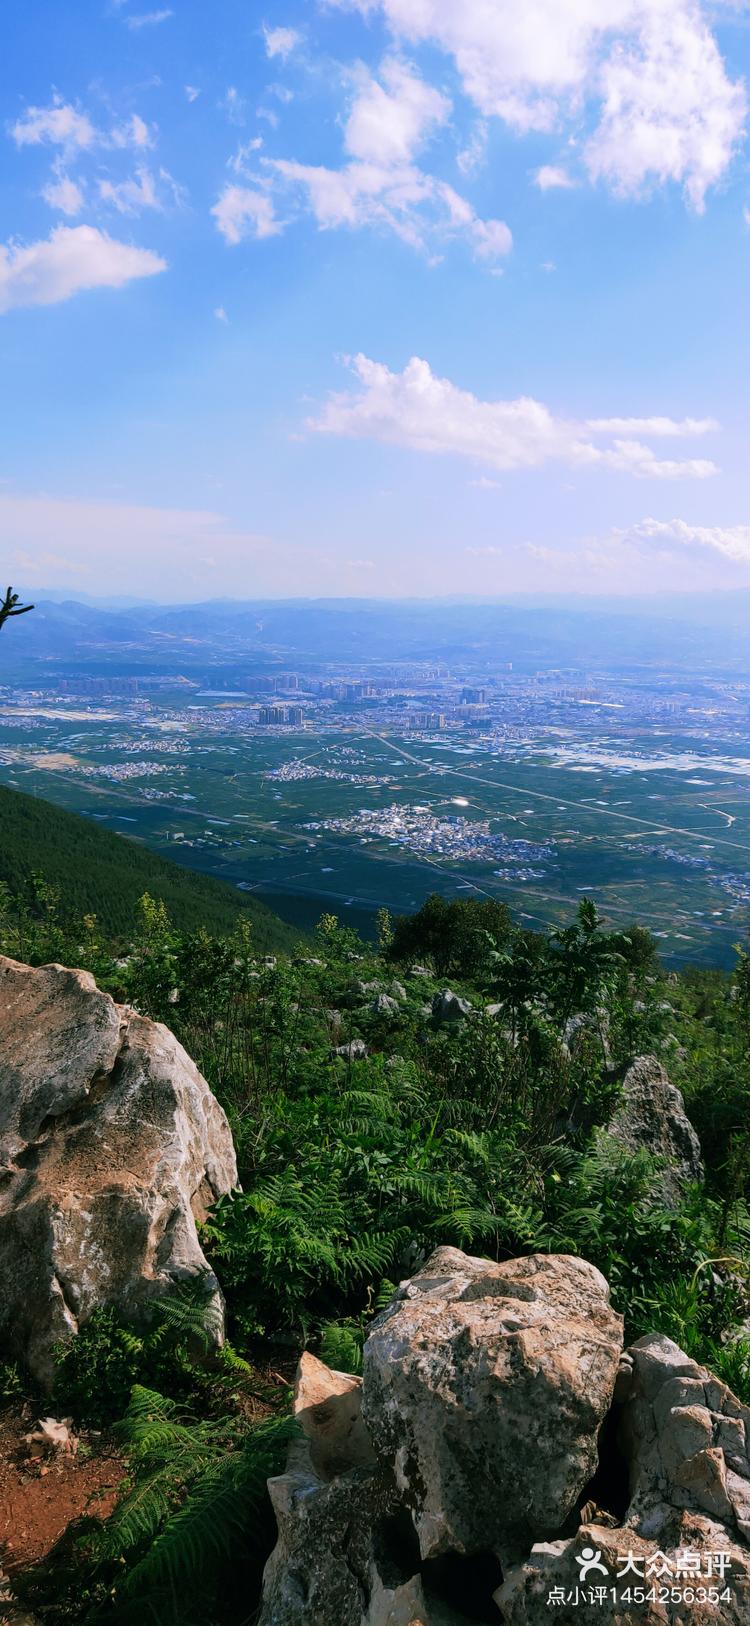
0, 782, 297, 946
8, 889, 750, 1626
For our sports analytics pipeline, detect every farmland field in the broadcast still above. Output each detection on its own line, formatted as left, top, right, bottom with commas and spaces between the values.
3, 697, 750, 964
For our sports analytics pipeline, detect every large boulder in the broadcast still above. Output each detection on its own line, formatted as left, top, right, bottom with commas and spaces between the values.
362, 1248, 623, 1563
0, 956, 237, 1383
609, 1055, 703, 1204
261, 1260, 750, 1625
498, 1332, 750, 1621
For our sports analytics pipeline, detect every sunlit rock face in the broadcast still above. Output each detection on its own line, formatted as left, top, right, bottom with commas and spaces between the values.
260, 1254, 750, 1626
0, 955, 237, 1383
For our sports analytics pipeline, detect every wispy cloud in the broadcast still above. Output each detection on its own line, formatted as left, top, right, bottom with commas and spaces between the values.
534, 165, 576, 191
216, 57, 511, 265
623, 517, 750, 563
262, 25, 300, 61
97, 164, 185, 214
41, 168, 85, 217
124, 9, 173, 30
211, 185, 281, 244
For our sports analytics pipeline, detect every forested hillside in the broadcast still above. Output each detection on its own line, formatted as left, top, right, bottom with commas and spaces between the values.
0, 783, 297, 948
3, 887, 750, 1624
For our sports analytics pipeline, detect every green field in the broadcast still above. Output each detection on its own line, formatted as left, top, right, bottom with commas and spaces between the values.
3, 702, 750, 963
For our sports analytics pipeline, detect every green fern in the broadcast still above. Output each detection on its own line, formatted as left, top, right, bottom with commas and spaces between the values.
91, 1386, 297, 1624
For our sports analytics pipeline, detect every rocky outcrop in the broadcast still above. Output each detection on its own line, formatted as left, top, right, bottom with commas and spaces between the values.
432, 990, 472, 1022
0, 956, 237, 1383
363, 1248, 623, 1562
260, 1254, 750, 1626
609, 1055, 703, 1204
500, 1333, 750, 1621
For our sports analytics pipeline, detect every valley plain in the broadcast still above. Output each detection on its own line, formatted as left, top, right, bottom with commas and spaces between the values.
3, 598, 750, 964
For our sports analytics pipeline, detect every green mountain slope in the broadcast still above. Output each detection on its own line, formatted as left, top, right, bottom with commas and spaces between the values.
0, 782, 297, 948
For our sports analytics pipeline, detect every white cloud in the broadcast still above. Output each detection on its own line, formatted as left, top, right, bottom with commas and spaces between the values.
216, 55, 509, 264
309, 353, 718, 480
185, 86, 201, 102
11, 100, 97, 152
344, 56, 450, 166
587, 414, 718, 436
264, 156, 511, 260
214, 305, 228, 322
263, 25, 300, 60
331, 0, 746, 209
98, 165, 185, 215
534, 164, 576, 190
228, 138, 264, 174
585, 9, 746, 210
41, 171, 85, 216
623, 516, 750, 562
211, 185, 281, 243
0, 224, 166, 313
220, 87, 247, 126
112, 113, 154, 150
457, 120, 487, 175
125, 9, 173, 29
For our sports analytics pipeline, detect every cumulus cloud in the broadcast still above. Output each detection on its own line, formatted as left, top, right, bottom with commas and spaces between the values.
585, 8, 746, 210
211, 185, 281, 243
623, 516, 750, 562
344, 56, 450, 165
309, 353, 718, 480
0, 224, 166, 312
263, 24, 300, 60
330, 0, 746, 209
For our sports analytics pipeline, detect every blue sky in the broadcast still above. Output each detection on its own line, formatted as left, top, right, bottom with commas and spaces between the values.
3, 0, 750, 600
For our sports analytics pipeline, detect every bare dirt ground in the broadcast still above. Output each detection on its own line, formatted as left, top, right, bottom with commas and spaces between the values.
0, 1404, 124, 1578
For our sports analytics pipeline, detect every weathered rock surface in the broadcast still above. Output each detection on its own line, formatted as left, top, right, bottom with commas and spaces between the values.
371, 993, 400, 1017
260, 1350, 479, 1626
0, 956, 237, 1383
432, 990, 472, 1022
261, 1260, 750, 1626
609, 1055, 703, 1204
499, 1332, 750, 1621
335, 1038, 368, 1060
363, 1247, 623, 1562
294, 1351, 375, 1480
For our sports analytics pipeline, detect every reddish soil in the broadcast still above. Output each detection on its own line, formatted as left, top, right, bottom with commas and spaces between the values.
0, 1405, 125, 1576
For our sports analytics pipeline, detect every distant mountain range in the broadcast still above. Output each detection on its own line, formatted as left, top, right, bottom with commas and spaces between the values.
4, 592, 750, 679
